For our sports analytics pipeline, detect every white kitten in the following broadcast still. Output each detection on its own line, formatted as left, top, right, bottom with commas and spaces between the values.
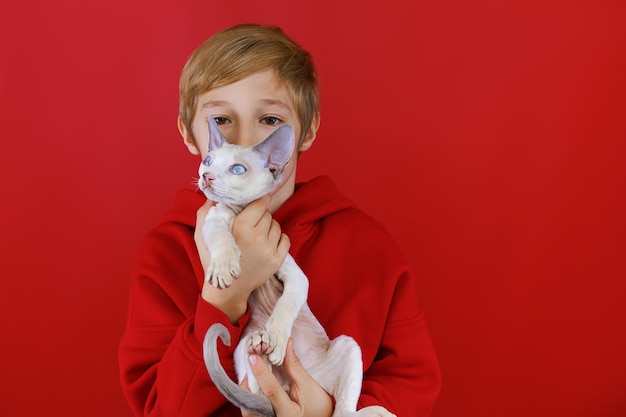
199, 116, 396, 417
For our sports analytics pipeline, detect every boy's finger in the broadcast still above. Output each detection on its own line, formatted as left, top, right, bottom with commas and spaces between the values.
239, 375, 250, 391
282, 338, 308, 383
276, 233, 291, 257
248, 354, 291, 411
239, 376, 274, 417
234, 196, 272, 233
239, 196, 271, 221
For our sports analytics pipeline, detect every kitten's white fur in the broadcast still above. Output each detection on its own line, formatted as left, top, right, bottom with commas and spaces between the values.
199, 116, 395, 417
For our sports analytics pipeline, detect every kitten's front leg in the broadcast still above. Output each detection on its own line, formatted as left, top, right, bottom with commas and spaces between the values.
251, 255, 308, 365
203, 204, 241, 288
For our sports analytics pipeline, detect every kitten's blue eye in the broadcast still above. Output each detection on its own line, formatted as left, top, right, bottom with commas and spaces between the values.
202, 156, 212, 166
230, 164, 247, 175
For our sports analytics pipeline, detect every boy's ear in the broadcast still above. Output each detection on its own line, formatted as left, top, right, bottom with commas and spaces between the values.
178, 115, 200, 155
299, 112, 320, 152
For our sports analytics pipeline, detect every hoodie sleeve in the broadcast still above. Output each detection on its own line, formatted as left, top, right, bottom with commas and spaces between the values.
118, 221, 249, 417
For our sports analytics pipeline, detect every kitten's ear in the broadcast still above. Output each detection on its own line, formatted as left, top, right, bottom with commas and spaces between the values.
253, 125, 295, 177
208, 115, 227, 151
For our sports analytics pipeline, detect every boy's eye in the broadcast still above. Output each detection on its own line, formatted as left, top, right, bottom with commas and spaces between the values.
213, 116, 230, 125
230, 164, 247, 175
260, 116, 281, 125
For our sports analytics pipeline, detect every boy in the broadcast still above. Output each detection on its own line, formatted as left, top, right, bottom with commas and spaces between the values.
119, 24, 441, 417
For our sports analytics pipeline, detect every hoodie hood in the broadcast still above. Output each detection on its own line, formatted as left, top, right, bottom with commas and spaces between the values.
159, 175, 356, 257
273, 176, 355, 256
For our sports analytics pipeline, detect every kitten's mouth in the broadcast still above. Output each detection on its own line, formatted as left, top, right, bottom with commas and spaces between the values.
200, 173, 225, 201
200, 173, 214, 190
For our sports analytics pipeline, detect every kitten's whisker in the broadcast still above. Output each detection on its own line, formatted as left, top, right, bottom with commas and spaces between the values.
191, 176, 201, 191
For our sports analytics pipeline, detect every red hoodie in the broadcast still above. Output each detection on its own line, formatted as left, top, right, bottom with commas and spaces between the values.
119, 176, 441, 417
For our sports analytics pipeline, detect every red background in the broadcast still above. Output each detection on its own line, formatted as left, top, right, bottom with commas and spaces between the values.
1, 1, 625, 416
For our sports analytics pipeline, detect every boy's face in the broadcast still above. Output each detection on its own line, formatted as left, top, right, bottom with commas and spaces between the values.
182, 69, 314, 155
179, 69, 318, 207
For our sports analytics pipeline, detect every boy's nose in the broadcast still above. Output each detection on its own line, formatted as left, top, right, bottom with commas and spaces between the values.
227, 125, 259, 147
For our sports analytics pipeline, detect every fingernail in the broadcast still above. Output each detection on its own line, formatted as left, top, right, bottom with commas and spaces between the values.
249, 354, 257, 365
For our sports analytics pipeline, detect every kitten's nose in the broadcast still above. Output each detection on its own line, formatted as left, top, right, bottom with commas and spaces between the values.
202, 172, 214, 182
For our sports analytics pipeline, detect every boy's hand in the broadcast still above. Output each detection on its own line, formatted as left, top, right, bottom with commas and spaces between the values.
195, 196, 290, 323
240, 338, 333, 417
231, 195, 290, 290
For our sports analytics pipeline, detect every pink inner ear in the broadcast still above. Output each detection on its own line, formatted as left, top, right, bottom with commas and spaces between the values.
253, 124, 295, 173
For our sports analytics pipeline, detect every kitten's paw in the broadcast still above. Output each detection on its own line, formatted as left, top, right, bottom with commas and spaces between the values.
247, 326, 288, 365
267, 337, 288, 366
205, 246, 241, 288
248, 330, 272, 355
265, 318, 290, 366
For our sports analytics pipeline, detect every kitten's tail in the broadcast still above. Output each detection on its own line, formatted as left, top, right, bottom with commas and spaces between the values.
203, 323, 276, 417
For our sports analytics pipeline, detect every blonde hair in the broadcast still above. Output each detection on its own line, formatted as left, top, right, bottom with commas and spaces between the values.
179, 24, 319, 146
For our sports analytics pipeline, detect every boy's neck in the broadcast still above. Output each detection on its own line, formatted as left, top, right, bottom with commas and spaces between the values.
268, 172, 296, 214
